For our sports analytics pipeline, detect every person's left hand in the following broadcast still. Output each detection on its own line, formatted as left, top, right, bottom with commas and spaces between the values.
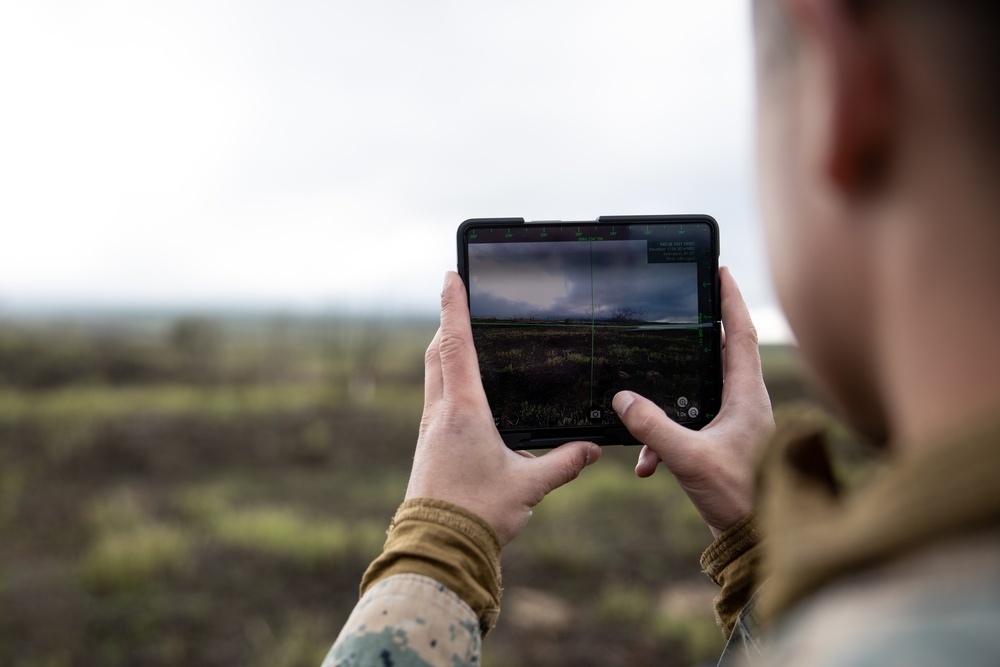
405, 271, 601, 546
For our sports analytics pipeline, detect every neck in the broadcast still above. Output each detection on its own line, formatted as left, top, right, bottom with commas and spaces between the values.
875, 153, 1000, 453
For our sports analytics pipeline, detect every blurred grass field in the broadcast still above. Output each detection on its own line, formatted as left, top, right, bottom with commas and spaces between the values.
0, 316, 822, 667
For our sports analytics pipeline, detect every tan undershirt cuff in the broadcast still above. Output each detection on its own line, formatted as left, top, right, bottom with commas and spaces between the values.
700, 513, 763, 636
360, 498, 503, 636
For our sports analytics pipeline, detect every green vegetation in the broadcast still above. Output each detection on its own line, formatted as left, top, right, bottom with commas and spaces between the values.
202, 505, 385, 568
0, 316, 824, 667
81, 522, 195, 593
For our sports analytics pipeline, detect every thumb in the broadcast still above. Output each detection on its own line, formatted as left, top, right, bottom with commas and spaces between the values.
613, 391, 691, 466
528, 441, 601, 496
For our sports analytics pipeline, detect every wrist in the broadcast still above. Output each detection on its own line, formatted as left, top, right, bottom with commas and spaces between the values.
361, 498, 503, 636
701, 513, 763, 636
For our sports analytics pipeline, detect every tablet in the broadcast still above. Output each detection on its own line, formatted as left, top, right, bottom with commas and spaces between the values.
457, 215, 721, 449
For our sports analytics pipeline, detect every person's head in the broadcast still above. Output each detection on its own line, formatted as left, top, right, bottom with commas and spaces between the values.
752, 0, 1000, 442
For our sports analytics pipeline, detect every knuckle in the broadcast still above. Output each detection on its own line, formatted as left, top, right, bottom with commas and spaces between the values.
558, 452, 586, 484
732, 322, 760, 352
627, 405, 662, 442
437, 329, 471, 362
424, 341, 439, 366
440, 281, 458, 307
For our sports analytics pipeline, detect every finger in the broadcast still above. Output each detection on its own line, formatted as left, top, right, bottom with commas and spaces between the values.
423, 326, 444, 408
531, 441, 600, 495
635, 445, 661, 478
718, 267, 763, 390
437, 271, 486, 398
613, 390, 693, 466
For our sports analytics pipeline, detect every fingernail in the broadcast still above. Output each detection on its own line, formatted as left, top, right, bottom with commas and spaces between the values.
442, 271, 453, 291
613, 391, 635, 416
636, 448, 646, 467
585, 444, 598, 466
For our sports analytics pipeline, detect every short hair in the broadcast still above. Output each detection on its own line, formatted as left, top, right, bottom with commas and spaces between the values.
753, 0, 1000, 154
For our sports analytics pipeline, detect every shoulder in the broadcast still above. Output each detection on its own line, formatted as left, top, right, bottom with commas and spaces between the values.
764, 529, 1000, 667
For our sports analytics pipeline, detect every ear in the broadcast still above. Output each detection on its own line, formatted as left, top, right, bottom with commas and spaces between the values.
783, 0, 893, 196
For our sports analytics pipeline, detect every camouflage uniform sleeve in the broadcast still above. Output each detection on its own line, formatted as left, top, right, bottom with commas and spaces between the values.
323, 574, 482, 667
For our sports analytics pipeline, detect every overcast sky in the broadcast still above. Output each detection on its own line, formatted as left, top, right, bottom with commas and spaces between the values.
469, 240, 698, 323
0, 1, 793, 342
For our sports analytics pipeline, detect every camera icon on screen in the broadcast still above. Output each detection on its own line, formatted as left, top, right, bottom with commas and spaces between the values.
589, 409, 602, 420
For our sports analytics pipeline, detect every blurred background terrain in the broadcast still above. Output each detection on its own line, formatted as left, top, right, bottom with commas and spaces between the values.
0, 3, 836, 663
0, 315, 820, 667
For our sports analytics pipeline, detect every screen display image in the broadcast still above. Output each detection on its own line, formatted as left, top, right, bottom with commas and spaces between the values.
460, 217, 720, 444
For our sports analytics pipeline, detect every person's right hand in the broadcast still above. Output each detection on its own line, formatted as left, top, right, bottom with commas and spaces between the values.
613, 267, 774, 538
405, 271, 600, 547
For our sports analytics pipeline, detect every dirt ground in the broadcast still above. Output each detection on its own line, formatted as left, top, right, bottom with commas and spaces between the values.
0, 317, 828, 667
